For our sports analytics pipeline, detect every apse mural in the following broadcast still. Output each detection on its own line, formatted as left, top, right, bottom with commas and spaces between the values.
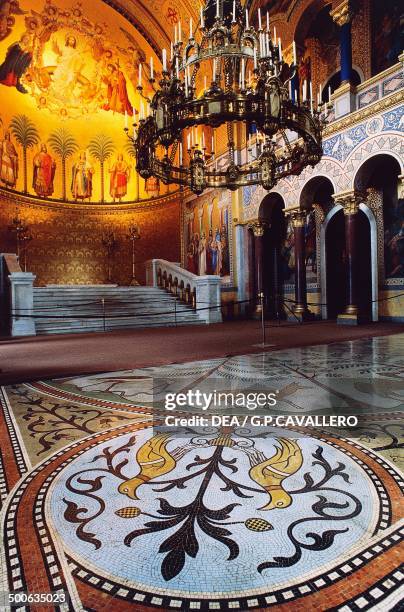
0, 0, 171, 203
0, 1, 24, 42
185, 197, 230, 279
0, 1, 140, 118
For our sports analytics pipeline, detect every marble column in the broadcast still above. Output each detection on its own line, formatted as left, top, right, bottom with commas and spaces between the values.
249, 221, 266, 316
331, 0, 354, 83
234, 223, 247, 316
330, 0, 356, 117
335, 191, 362, 325
290, 211, 312, 320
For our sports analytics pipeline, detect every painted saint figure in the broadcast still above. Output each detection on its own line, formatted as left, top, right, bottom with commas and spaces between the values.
0, 33, 33, 93
220, 225, 230, 276
102, 63, 133, 115
109, 154, 130, 202
206, 229, 214, 275
32, 143, 56, 197
0, 130, 18, 188
199, 232, 207, 275
215, 227, 222, 275
71, 152, 94, 200
186, 235, 196, 274
193, 233, 199, 275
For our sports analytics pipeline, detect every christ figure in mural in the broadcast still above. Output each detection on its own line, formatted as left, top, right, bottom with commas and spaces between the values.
71, 151, 94, 200
51, 35, 85, 100
109, 154, 130, 202
0, 130, 18, 188
32, 144, 56, 197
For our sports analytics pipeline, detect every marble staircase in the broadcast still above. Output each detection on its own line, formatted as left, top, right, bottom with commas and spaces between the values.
33, 285, 202, 335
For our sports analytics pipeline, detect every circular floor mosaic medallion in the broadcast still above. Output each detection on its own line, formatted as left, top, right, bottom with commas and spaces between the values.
47, 426, 382, 603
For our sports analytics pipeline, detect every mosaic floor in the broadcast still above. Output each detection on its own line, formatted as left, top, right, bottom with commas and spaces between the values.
0, 335, 403, 611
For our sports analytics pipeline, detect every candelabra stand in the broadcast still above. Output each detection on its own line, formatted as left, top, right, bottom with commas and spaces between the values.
127, 224, 141, 285
102, 231, 118, 283
8, 213, 32, 267
20, 231, 33, 272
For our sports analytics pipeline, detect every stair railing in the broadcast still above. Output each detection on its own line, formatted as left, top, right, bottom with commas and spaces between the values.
145, 259, 222, 324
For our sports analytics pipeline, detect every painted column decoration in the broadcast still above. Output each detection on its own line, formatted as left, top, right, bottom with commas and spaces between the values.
249, 220, 266, 315
291, 210, 311, 318
331, 0, 355, 84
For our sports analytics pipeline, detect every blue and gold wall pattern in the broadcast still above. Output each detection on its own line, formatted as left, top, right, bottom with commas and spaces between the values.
243, 103, 404, 287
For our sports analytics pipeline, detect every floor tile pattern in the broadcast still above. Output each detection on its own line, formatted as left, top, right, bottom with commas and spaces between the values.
0, 335, 403, 610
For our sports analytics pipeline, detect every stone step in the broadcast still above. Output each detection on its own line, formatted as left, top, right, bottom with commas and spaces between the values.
35, 315, 202, 334
32, 285, 202, 335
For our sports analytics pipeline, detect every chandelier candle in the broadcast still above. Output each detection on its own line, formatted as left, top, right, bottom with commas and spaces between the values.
127, 0, 327, 194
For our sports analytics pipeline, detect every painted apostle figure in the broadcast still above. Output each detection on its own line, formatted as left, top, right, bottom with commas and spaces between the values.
71, 151, 94, 201
0, 130, 18, 187
0, 33, 33, 93
32, 143, 56, 197
109, 154, 130, 202
102, 63, 133, 115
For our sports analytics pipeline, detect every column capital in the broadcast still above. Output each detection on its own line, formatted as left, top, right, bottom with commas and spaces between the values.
248, 220, 267, 237
330, 0, 355, 26
290, 210, 306, 228
333, 190, 364, 215
398, 174, 404, 200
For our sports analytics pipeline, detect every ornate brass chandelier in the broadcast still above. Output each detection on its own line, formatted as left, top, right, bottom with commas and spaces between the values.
126, 0, 325, 195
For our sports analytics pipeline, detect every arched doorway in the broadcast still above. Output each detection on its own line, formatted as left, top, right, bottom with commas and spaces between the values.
300, 175, 335, 285
325, 207, 346, 318
355, 154, 403, 281
357, 209, 372, 320
247, 226, 256, 313
324, 207, 372, 320
259, 193, 286, 318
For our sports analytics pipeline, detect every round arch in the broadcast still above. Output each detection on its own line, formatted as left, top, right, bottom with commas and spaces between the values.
259, 192, 286, 222
320, 204, 343, 319
354, 153, 403, 282
258, 192, 287, 318
347, 138, 404, 190
321, 203, 378, 320
299, 175, 335, 209
353, 153, 402, 191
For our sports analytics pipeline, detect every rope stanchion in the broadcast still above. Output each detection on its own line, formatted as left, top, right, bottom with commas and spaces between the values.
8, 291, 404, 324
101, 298, 106, 332
260, 292, 265, 347
283, 291, 404, 308
11, 298, 255, 320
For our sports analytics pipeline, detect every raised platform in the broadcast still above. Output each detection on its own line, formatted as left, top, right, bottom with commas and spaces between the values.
33, 285, 202, 335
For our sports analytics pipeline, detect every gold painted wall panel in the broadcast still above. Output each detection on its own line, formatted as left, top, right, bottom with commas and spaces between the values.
0, 195, 181, 286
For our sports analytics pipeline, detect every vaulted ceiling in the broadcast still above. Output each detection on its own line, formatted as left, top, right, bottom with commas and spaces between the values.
103, 0, 199, 53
